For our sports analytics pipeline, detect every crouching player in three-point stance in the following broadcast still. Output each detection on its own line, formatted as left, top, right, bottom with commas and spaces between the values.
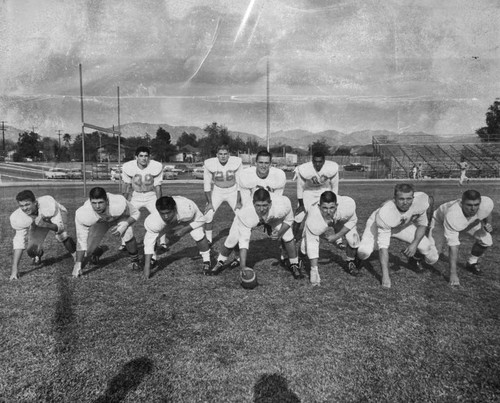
300, 191, 360, 286
73, 187, 140, 277
203, 144, 242, 244
429, 190, 494, 286
142, 196, 211, 279
357, 184, 439, 288
208, 188, 304, 279
9, 190, 76, 280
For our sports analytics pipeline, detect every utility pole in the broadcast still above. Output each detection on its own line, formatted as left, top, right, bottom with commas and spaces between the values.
1, 121, 6, 152
56, 129, 62, 160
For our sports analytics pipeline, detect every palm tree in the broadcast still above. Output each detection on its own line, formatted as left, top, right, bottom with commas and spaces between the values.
63, 133, 71, 147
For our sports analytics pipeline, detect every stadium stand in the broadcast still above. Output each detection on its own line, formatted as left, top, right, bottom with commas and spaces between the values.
372, 135, 500, 179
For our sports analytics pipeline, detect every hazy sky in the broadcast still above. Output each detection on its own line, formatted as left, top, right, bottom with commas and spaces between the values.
0, 0, 499, 138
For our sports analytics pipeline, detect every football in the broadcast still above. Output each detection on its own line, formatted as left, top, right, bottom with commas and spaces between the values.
240, 267, 258, 289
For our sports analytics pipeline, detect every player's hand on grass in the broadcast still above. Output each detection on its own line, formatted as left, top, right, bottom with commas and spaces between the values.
72, 262, 82, 278
10, 273, 18, 281
270, 229, 280, 240
382, 275, 391, 288
449, 275, 460, 287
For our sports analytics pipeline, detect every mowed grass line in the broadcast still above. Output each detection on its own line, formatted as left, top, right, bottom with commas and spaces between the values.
0, 181, 499, 402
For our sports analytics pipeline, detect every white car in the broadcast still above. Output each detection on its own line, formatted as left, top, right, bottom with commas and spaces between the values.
44, 168, 68, 179
192, 168, 204, 179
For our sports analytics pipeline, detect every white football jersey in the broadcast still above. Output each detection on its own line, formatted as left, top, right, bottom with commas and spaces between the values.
433, 196, 494, 246
297, 160, 339, 198
203, 156, 242, 191
238, 166, 286, 205
234, 195, 293, 249
374, 191, 430, 249
305, 196, 357, 236
10, 195, 67, 249
122, 159, 163, 193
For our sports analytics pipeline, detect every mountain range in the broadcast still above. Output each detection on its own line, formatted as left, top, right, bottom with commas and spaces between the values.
1, 122, 479, 151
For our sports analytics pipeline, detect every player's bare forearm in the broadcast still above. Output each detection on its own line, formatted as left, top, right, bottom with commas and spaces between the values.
448, 245, 460, 285
379, 248, 390, 271
143, 254, 152, 279
239, 248, 248, 268
155, 186, 162, 199
123, 183, 132, 200
10, 249, 23, 280
75, 250, 86, 263
410, 225, 427, 248
275, 224, 291, 240
204, 191, 212, 205
236, 191, 242, 209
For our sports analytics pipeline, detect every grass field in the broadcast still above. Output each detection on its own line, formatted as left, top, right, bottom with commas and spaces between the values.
1, 180, 499, 402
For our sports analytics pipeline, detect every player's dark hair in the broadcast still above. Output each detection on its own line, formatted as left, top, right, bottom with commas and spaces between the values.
135, 146, 150, 156
312, 151, 325, 160
462, 190, 481, 202
320, 191, 337, 204
217, 144, 230, 152
16, 190, 36, 202
156, 196, 177, 211
394, 183, 414, 197
253, 188, 271, 203
256, 150, 272, 161
89, 187, 108, 200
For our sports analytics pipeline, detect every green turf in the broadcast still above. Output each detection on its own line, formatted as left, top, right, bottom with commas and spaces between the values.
0, 180, 499, 402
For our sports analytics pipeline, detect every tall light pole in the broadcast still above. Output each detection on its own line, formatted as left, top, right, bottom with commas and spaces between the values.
1, 121, 6, 152
56, 129, 62, 160
266, 58, 270, 152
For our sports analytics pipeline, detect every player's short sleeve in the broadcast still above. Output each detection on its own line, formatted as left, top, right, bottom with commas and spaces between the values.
121, 161, 134, 183
479, 197, 494, 218
412, 192, 430, 227
203, 158, 216, 192
125, 200, 140, 221
150, 160, 164, 187
274, 196, 293, 227
10, 209, 32, 249
272, 168, 286, 196
338, 196, 357, 230
37, 196, 57, 218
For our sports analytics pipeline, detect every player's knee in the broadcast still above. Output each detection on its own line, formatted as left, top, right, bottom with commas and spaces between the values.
357, 244, 372, 261
423, 245, 439, 265
346, 231, 360, 249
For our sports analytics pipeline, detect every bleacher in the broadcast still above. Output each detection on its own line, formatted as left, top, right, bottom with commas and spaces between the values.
372, 136, 500, 179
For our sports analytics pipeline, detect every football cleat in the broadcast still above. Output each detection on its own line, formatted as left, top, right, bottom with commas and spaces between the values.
228, 259, 240, 269
32, 255, 43, 266
335, 239, 346, 250
118, 244, 127, 252
202, 261, 212, 275
150, 257, 157, 268
206, 260, 225, 276
345, 260, 361, 277
131, 262, 140, 271
465, 262, 482, 276
408, 256, 425, 273
289, 263, 305, 280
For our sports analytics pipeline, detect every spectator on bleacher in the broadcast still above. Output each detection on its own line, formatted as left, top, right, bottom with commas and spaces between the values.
428, 190, 494, 286
412, 165, 417, 180
459, 159, 469, 186
416, 163, 423, 180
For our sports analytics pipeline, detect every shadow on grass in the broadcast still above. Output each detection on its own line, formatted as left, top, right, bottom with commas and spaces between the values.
150, 245, 202, 278
253, 373, 300, 403
18, 252, 73, 278
94, 357, 154, 403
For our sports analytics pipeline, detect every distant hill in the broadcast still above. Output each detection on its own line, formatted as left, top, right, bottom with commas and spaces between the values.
3, 122, 481, 149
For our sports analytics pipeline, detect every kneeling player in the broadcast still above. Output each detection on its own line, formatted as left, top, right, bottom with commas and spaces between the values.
209, 188, 304, 279
9, 190, 76, 280
357, 184, 438, 288
300, 191, 360, 286
429, 190, 494, 286
142, 196, 211, 279
73, 187, 139, 277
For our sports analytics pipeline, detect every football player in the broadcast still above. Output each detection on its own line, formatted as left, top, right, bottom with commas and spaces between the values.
238, 150, 286, 206
300, 191, 360, 285
357, 183, 439, 288
142, 196, 211, 279
208, 188, 304, 279
120, 146, 166, 250
9, 190, 76, 280
429, 190, 494, 286
203, 144, 242, 244
73, 187, 139, 277
293, 151, 340, 245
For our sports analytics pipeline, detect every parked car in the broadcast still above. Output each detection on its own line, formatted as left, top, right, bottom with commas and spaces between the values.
163, 170, 177, 180
110, 166, 122, 181
66, 168, 83, 179
192, 167, 204, 179
44, 167, 68, 179
343, 163, 368, 172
